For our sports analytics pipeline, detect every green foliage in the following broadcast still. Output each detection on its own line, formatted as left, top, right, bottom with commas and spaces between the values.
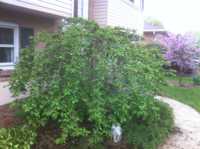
0, 125, 36, 149
10, 18, 172, 148
193, 75, 200, 85
161, 76, 200, 112
124, 101, 174, 149
145, 17, 164, 27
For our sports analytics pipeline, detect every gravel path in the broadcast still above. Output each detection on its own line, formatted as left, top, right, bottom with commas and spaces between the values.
156, 96, 200, 149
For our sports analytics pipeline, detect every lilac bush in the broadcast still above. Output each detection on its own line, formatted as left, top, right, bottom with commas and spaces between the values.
158, 33, 200, 75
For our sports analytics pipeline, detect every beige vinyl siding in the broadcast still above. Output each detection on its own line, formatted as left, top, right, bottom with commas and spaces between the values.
107, 0, 143, 33
89, 0, 108, 26
89, 0, 143, 34
0, 0, 73, 17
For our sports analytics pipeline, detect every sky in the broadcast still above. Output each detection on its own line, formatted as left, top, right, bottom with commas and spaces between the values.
144, 0, 200, 33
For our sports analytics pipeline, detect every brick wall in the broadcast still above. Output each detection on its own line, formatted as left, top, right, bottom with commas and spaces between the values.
0, 70, 12, 82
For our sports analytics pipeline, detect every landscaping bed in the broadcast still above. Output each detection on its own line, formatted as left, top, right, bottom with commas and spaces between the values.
160, 76, 200, 112
0, 104, 21, 128
0, 100, 174, 149
0, 18, 174, 149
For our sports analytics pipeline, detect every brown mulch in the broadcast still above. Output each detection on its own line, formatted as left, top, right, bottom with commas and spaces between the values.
32, 123, 132, 149
32, 123, 68, 149
0, 104, 22, 128
0, 104, 132, 149
167, 80, 198, 89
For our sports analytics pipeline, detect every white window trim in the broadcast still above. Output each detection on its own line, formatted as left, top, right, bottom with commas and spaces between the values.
77, 0, 88, 19
81, 0, 84, 17
0, 21, 19, 70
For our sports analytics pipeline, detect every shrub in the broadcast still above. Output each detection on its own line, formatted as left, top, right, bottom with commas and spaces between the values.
124, 101, 174, 149
9, 18, 173, 148
158, 33, 200, 75
193, 75, 200, 85
0, 125, 36, 149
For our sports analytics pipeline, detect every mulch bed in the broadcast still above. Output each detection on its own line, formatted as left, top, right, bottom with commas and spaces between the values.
0, 104, 21, 128
0, 102, 132, 148
167, 80, 199, 89
32, 123, 132, 149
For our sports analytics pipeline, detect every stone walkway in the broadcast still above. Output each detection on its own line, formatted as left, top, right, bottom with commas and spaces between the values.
1, 83, 200, 148
0, 82, 15, 106
156, 96, 200, 149
0, 82, 26, 106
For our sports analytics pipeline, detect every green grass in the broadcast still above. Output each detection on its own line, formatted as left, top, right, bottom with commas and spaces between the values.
166, 75, 193, 84
160, 76, 200, 112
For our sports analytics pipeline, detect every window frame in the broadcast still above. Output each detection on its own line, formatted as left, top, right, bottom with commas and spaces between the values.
20, 27, 34, 49
0, 21, 19, 70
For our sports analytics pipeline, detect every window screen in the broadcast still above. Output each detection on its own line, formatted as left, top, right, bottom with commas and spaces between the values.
0, 27, 14, 63
20, 27, 34, 49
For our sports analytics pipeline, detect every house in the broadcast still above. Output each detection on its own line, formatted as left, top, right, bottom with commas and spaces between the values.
143, 22, 167, 42
0, 0, 74, 78
89, 0, 144, 34
0, 0, 144, 105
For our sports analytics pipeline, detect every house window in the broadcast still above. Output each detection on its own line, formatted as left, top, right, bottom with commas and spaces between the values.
0, 28, 14, 63
0, 22, 19, 69
20, 27, 34, 49
74, 0, 78, 17
74, 0, 88, 18
140, 0, 144, 11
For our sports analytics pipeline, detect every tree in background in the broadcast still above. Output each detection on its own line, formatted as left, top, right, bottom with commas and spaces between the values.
145, 17, 164, 27
158, 33, 200, 84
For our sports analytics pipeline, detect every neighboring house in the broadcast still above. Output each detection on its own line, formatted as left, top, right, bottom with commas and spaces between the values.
143, 22, 167, 42
89, 0, 144, 34
0, 0, 144, 105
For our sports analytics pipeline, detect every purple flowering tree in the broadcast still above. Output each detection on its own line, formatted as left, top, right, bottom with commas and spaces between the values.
158, 33, 200, 75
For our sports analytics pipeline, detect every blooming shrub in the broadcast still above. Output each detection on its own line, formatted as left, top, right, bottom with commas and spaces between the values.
158, 33, 200, 75
8, 18, 173, 149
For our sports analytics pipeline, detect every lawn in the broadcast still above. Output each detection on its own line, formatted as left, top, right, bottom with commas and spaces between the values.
160, 76, 200, 112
